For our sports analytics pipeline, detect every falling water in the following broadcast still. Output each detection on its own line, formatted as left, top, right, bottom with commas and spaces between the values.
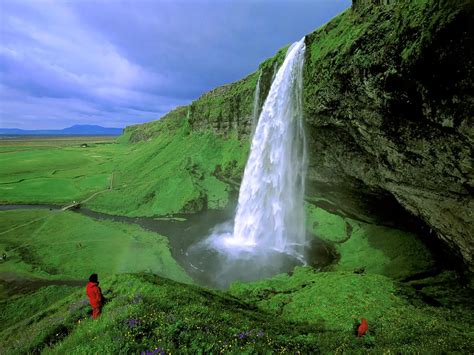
188, 37, 308, 287
230, 37, 307, 256
250, 71, 261, 137
271, 61, 278, 82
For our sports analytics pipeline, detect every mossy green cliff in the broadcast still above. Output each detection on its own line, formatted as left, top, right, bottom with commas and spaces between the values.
123, 0, 474, 272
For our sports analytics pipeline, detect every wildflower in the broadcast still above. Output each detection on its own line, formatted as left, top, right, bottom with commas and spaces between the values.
237, 330, 251, 339
126, 319, 141, 328
141, 347, 165, 355
131, 294, 144, 304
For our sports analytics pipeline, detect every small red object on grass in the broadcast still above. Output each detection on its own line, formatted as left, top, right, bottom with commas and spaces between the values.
357, 318, 368, 337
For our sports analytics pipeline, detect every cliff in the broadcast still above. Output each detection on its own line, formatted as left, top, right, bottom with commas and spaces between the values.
302, 0, 473, 270
124, 0, 474, 271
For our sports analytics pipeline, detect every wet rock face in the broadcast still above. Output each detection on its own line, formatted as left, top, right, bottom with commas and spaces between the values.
303, 0, 474, 271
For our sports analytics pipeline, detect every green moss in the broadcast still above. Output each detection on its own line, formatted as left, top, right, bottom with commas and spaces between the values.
306, 203, 348, 243
302, 0, 471, 120
306, 204, 435, 279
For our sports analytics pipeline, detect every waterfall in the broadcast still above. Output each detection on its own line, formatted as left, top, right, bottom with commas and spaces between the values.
271, 61, 278, 82
250, 71, 261, 137
189, 37, 308, 287
230, 37, 307, 257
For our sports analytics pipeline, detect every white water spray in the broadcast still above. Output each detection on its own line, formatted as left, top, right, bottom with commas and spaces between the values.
212, 38, 307, 257
189, 38, 308, 286
250, 71, 261, 137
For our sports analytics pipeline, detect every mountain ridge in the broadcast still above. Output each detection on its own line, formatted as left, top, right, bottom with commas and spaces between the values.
0, 124, 123, 136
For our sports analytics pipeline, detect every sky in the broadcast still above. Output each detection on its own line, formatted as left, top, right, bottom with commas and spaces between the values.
0, 0, 351, 130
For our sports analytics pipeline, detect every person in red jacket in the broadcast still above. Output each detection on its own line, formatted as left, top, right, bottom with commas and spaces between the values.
86, 273, 104, 319
357, 318, 369, 337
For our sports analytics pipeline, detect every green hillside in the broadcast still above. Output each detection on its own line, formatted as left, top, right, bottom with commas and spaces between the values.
0, 0, 473, 353
1, 271, 473, 354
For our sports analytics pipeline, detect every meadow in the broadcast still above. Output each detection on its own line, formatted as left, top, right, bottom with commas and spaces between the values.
0, 134, 473, 353
0, 136, 120, 205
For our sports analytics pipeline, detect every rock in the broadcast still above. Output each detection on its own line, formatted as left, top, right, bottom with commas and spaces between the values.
302, 0, 474, 271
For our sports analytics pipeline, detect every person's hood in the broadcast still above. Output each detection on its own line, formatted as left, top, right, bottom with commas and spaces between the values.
86, 281, 98, 290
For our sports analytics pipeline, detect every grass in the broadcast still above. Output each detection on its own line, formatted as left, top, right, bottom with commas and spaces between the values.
230, 267, 474, 353
0, 137, 120, 205
0, 122, 247, 217
306, 204, 435, 279
0, 274, 322, 354
1, 270, 472, 354
88, 118, 249, 217
0, 209, 191, 284
1, 2, 473, 353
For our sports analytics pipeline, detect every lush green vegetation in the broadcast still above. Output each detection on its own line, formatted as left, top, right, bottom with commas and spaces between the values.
306, 204, 435, 279
1, 1, 473, 353
1, 270, 472, 354
302, 0, 471, 120
0, 209, 190, 284
0, 123, 247, 217
0, 274, 319, 354
0, 137, 119, 205
230, 267, 474, 353
90, 118, 249, 217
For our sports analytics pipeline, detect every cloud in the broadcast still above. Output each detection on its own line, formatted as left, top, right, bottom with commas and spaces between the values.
0, 0, 350, 129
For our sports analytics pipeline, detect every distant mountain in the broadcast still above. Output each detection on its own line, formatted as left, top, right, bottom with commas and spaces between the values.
0, 125, 123, 136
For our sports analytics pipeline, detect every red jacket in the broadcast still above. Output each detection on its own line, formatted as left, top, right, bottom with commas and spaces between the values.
357, 318, 368, 337
86, 282, 103, 308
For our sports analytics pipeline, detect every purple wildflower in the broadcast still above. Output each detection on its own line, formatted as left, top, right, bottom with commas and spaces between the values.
126, 319, 141, 328
141, 347, 165, 355
131, 294, 144, 304
237, 331, 251, 339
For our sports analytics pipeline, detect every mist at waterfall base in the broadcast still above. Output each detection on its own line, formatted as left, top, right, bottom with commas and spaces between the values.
187, 38, 309, 288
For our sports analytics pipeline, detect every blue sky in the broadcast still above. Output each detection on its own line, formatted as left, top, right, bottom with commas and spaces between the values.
0, 0, 350, 129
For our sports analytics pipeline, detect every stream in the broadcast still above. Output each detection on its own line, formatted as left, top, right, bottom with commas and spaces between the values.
0, 203, 337, 289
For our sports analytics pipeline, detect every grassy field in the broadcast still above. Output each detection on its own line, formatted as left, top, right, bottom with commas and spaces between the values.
0, 136, 121, 205
0, 130, 472, 353
230, 267, 474, 353
0, 209, 191, 290
0, 122, 247, 217
89, 119, 248, 217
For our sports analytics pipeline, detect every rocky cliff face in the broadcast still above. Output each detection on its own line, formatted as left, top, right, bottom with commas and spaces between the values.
126, 0, 473, 271
302, 0, 473, 271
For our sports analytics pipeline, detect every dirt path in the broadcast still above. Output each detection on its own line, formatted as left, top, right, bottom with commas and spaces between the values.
0, 215, 51, 236
1, 172, 115, 235
61, 172, 114, 210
